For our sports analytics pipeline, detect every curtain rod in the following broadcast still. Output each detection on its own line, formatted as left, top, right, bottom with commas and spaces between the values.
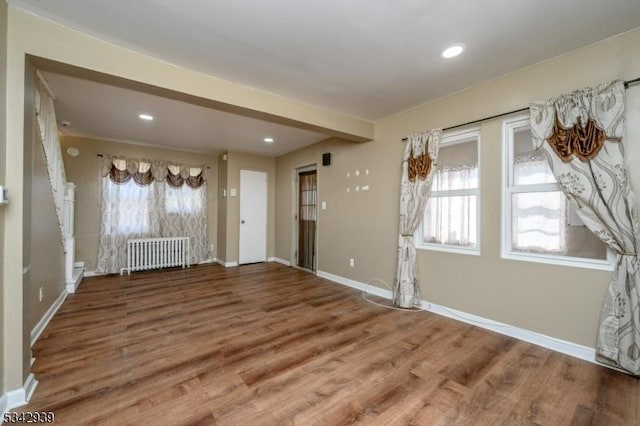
96, 154, 211, 169
402, 76, 640, 141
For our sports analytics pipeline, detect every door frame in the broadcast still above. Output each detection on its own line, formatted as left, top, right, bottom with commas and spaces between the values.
291, 164, 318, 273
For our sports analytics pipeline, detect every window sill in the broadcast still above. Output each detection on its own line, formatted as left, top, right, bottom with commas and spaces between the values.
501, 251, 615, 271
416, 243, 480, 256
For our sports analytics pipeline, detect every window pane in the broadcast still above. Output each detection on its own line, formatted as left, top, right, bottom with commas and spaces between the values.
422, 195, 477, 247
512, 191, 607, 259
108, 179, 152, 235
166, 185, 204, 214
433, 140, 478, 191
513, 127, 555, 185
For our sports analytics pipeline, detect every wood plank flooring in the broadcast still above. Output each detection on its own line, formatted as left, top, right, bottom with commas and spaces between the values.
14, 263, 640, 425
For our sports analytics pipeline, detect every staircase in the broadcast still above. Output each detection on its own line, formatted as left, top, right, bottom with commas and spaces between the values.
35, 71, 83, 292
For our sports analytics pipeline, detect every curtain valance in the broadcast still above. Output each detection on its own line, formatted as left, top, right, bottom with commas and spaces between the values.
100, 155, 207, 189
530, 80, 625, 162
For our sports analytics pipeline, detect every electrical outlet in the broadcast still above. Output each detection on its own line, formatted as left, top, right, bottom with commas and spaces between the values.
39, 287, 44, 302
349, 258, 355, 267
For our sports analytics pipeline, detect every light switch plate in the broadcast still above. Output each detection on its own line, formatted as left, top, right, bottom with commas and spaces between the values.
0, 185, 7, 204
230, 188, 237, 197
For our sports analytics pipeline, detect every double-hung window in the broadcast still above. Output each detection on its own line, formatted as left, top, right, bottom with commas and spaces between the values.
416, 128, 480, 255
502, 115, 613, 269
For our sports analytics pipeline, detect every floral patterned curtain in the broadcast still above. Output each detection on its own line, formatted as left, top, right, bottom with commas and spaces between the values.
530, 80, 640, 375
95, 155, 209, 274
394, 130, 441, 308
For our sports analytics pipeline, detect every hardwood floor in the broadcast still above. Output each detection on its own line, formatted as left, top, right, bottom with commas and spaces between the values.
15, 263, 640, 425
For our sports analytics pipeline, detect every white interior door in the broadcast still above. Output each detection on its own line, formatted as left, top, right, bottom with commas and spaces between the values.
239, 169, 267, 264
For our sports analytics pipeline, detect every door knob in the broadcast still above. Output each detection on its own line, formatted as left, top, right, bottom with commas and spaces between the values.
241, 220, 245, 224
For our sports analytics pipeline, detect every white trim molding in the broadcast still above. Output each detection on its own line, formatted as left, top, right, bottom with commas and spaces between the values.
24, 375, 38, 405
216, 259, 239, 268
268, 257, 291, 266
419, 300, 597, 364
31, 290, 68, 346
1, 374, 39, 418
501, 115, 615, 272
317, 271, 392, 299
88, 259, 218, 275
317, 270, 612, 370
66, 266, 84, 293
415, 127, 482, 256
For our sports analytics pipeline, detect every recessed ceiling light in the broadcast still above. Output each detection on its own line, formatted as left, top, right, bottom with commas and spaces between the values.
264, 137, 274, 143
66, 147, 80, 157
139, 113, 154, 121
441, 45, 464, 59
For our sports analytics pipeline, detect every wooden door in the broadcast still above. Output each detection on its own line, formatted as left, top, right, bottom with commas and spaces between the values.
297, 170, 317, 271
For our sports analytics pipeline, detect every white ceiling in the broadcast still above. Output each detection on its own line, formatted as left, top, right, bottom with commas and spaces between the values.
41, 71, 330, 157
13, 0, 640, 121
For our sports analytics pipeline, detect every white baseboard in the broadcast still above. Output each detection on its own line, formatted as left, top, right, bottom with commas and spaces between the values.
73, 261, 85, 268
88, 260, 217, 275
317, 270, 603, 368
66, 267, 84, 293
316, 271, 392, 299
216, 259, 238, 268
420, 301, 597, 365
268, 257, 291, 266
23, 375, 37, 404
31, 290, 68, 346
1, 374, 38, 417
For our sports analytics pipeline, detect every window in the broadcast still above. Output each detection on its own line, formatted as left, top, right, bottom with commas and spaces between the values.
165, 165, 206, 215
166, 184, 205, 215
103, 178, 154, 235
502, 116, 613, 269
416, 128, 480, 255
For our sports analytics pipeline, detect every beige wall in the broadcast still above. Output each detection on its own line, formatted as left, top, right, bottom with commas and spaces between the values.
27, 98, 65, 353
4, 4, 28, 391
276, 28, 640, 348
216, 153, 228, 262
276, 137, 398, 278
60, 135, 218, 271
0, 0, 7, 393
19, 59, 66, 383
21, 57, 34, 381
223, 152, 276, 263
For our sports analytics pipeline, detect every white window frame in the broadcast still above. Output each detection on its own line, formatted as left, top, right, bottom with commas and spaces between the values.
501, 115, 614, 270
415, 127, 481, 256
